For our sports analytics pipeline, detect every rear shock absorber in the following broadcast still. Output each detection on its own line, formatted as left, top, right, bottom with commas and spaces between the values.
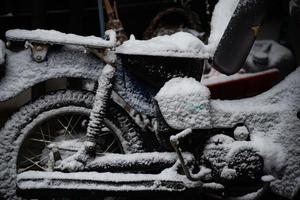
85, 64, 116, 154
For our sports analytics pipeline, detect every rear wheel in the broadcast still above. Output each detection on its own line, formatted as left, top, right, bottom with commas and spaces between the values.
0, 90, 144, 199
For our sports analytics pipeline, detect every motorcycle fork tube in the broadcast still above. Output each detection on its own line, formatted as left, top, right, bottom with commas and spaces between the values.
85, 64, 116, 153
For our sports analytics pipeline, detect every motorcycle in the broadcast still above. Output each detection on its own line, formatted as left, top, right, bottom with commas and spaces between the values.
0, 0, 299, 199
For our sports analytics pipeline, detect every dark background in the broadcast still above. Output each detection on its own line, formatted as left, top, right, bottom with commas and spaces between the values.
0, 0, 208, 40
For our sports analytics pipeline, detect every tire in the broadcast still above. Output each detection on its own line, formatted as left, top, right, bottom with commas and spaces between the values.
0, 90, 144, 199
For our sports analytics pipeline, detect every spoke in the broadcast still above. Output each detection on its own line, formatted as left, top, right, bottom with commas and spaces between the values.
66, 115, 74, 134
20, 153, 42, 165
19, 155, 48, 169
78, 135, 87, 140
63, 115, 84, 138
57, 119, 75, 139
22, 156, 47, 171
111, 146, 119, 153
69, 115, 82, 135
30, 138, 51, 144
27, 149, 43, 159
19, 156, 49, 173
57, 147, 78, 152
57, 118, 67, 136
104, 138, 116, 153
98, 131, 111, 138
47, 122, 51, 141
40, 127, 47, 146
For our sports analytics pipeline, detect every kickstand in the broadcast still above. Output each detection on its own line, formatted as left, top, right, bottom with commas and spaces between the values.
170, 128, 204, 182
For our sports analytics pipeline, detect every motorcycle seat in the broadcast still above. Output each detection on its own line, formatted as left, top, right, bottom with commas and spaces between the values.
116, 32, 208, 59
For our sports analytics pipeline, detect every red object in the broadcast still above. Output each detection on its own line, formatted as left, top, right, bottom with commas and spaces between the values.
206, 69, 282, 100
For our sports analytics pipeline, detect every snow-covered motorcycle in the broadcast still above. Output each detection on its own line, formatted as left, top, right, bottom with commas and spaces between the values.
0, 0, 299, 200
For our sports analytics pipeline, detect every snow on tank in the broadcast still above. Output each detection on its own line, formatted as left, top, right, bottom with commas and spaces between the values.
155, 77, 212, 129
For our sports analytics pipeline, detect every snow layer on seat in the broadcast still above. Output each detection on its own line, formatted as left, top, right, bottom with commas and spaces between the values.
116, 32, 206, 58
6, 29, 116, 48
116, 0, 239, 58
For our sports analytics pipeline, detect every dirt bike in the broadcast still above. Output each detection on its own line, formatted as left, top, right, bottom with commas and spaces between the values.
0, 0, 299, 199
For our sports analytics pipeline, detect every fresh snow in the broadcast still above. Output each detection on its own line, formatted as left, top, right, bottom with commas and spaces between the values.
0, 39, 5, 65
116, 0, 240, 58
6, 29, 116, 48
0, 46, 102, 102
205, 0, 240, 55
116, 32, 206, 58
155, 77, 212, 129
233, 126, 250, 141
86, 152, 194, 171
156, 67, 300, 199
261, 175, 275, 182
17, 170, 197, 192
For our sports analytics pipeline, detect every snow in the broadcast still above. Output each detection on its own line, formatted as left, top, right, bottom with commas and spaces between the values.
202, 182, 225, 191
250, 135, 286, 177
0, 39, 5, 65
17, 152, 198, 192
17, 170, 196, 192
209, 68, 300, 199
170, 128, 192, 144
0, 103, 92, 199
0, 46, 102, 102
6, 29, 116, 48
116, 0, 240, 58
86, 64, 115, 139
156, 68, 300, 199
0, 46, 156, 120
156, 77, 210, 98
116, 32, 207, 58
233, 126, 250, 141
261, 175, 275, 182
155, 77, 212, 129
86, 152, 194, 171
220, 167, 237, 180
205, 0, 240, 56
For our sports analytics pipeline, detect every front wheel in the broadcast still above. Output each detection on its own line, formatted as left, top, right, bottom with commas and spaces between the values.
0, 90, 145, 199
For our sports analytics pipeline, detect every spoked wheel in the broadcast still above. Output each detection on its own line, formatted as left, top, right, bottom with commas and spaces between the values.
17, 112, 122, 174
0, 90, 144, 199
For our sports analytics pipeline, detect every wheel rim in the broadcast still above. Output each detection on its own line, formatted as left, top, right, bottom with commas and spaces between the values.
17, 109, 123, 173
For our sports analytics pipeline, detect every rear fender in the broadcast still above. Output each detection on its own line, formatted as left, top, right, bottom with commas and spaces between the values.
0, 47, 103, 102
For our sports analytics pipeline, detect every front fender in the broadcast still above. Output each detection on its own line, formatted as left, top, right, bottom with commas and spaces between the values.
0, 46, 103, 102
